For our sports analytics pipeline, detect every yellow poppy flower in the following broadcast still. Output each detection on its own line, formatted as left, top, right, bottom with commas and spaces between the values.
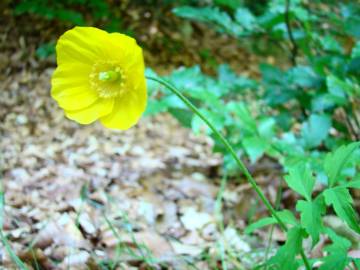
51, 26, 147, 130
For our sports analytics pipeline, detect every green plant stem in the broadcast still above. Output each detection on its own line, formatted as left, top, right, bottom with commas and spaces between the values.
0, 173, 28, 270
146, 76, 312, 270
147, 76, 287, 228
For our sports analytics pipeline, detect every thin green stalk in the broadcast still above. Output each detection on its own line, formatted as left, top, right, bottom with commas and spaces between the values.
264, 177, 283, 269
146, 76, 286, 228
146, 76, 312, 270
0, 174, 28, 270
215, 174, 228, 270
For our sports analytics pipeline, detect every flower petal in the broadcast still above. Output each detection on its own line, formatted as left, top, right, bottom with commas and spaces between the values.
56, 27, 108, 65
106, 33, 142, 68
100, 80, 147, 130
56, 87, 99, 111
51, 63, 92, 98
125, 56, 146, 90
65, 98, 114, 125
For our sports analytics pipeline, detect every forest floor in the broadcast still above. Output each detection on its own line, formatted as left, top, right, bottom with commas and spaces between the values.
0, 4, 287, 270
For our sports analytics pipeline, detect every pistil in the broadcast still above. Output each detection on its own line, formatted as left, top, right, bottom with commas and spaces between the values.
98, 70, 119, 82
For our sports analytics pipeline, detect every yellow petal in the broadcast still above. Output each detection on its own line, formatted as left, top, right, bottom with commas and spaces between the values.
52, 26, 148, 129
56, 87, 99, 111
100, 80, 147, 130
65, 98, 114, 125
56, 27, 108, 65
125, 57, 146, 90
105, 33, 138, 66
51, 63, 92, 98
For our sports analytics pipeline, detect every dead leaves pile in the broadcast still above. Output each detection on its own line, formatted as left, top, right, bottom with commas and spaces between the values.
0, 62, 269, 269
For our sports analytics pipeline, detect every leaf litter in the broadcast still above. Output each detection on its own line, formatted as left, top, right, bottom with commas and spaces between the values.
0, 8, 277, 270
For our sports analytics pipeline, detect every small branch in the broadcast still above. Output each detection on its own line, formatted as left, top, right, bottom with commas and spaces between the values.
284, 0, 298, 65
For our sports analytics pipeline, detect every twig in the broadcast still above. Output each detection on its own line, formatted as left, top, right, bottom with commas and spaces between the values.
284, 0, 298, 65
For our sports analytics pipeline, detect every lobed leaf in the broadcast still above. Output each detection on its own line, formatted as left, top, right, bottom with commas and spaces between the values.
245, 210, 298, 234
296, 197, 325, 245
324, 142, 360, 187
323, 187, 360, 233
284, 163, 315, 201
319, 228, 351, 270
301, 114, 331, 149
268, 226, 304, 270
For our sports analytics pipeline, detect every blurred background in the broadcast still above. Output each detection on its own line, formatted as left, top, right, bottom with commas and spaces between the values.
1, 0, 360, 269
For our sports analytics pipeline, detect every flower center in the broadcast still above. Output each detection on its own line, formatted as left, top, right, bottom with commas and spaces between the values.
89, 61, 127, 98
98, 70, 119, 82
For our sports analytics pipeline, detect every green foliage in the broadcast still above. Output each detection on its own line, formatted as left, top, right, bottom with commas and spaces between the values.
244, 142, 359, 268
324, 142, 360, 187
268, 226, 304, 270
296, 197, 325, 245
12, 0, 126, 60
148, 1, 360, 267
14, 0, 107, 25
35, 41, 55, 59
301, 114, 332, 149
318, 229, 352, 270
244, 210, 298, 234
284, 163, 315, 201
323, 187, 360, 233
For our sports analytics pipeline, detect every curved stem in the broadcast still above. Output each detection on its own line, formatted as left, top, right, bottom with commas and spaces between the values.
147, 75, 286, 228
285, 0, 298, 65
146, 76, 311, 270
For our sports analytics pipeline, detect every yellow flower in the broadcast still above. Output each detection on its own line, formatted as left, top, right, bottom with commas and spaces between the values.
51, 27, 147, 130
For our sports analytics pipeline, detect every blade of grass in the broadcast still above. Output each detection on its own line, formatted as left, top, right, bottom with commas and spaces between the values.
264, 178, 283, 268
0, 170, 28, 270
215, 174, 228, 270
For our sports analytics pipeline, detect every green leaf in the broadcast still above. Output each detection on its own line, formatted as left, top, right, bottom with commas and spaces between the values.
245, 216, 274, 234
323, 187, 360, 233
326, 75, 351, 104
296, 197, 325, 245
284, 163, 315, 201
347, 57, 360, 77
144, 99, 168, 116
172, 6, 241, 36
301, 114, 331, 149
320, 251, 349, 270
324, 142, 360, 187
226, 102, 257, 135
320, 36, 343, 54
351, 41, 360, 59
245, 210, 298, 234
169, 108, 193, 128
345, 16, 360, 38
191, 108, 224, 135
242, 136, 266, 164
234, 8, 256, 30
268, 226, 303, 270
217, 64, 257, 92
319, 229, 351, 270
56, 9, 85, 25
346, 180, 360, 189
214, 0, 241, 10
258, 117, 276, 139
36, 42, 55, 59
287, 65, 320, 89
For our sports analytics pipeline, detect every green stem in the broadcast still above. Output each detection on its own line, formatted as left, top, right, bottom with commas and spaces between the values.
147, 76, 287, 228
0, 174, 28, 269
146, 76, 311, 270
